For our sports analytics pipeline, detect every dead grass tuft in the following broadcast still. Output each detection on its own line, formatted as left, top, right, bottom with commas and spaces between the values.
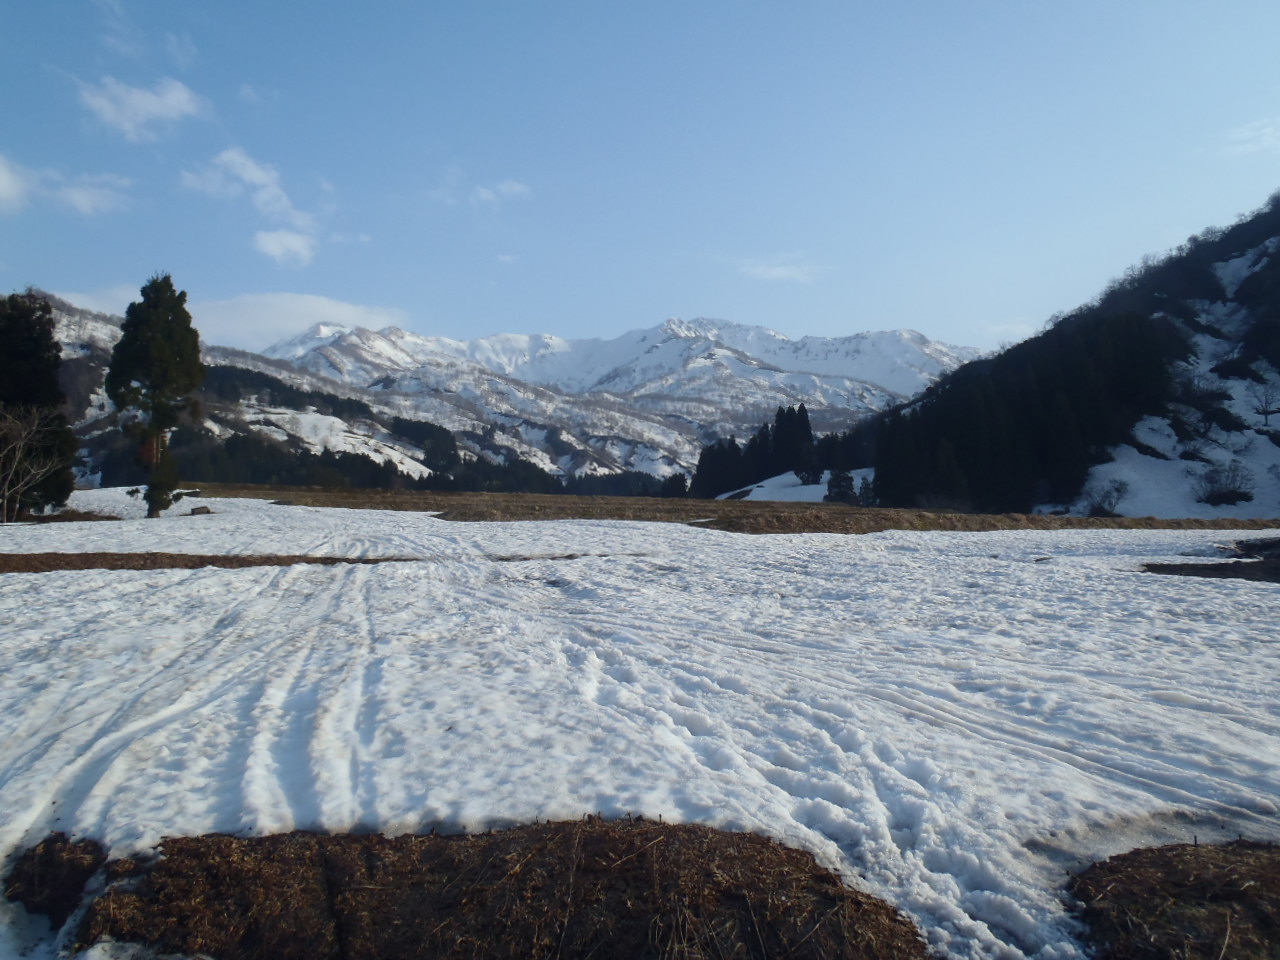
68, 820, 928, 960
3, 833, 106, 930
1069, 839, 1280, 959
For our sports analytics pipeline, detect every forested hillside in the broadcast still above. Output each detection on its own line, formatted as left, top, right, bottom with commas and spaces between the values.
865, 192, 1280, 515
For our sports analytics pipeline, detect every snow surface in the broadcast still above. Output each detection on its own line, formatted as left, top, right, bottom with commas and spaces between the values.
720, 469, 875, 502
2, 491, 1279, 959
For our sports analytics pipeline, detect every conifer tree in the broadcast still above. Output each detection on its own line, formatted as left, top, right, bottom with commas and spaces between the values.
105, 274, 206, 517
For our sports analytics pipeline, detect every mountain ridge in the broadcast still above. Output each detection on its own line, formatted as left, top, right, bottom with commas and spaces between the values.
42, 291, 974, 481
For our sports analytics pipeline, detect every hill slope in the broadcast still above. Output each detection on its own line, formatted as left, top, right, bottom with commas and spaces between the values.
869, 192, 1280, 518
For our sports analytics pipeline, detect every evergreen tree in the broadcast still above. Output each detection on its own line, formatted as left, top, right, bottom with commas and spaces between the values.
0, 292, 76, 521
105, 274, 206, 517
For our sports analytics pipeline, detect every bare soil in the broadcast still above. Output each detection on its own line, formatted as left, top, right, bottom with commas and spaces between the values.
1069, 839, 1280, 959
1144, 536, 1280, 583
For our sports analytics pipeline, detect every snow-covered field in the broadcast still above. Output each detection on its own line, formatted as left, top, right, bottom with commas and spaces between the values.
2, 490, 1278, 959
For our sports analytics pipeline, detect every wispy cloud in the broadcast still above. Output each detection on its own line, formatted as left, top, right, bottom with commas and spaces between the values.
78, 76, 206, 141
55, 284, 139, 317
52, 173, 133, 215
254, 230, 316, 267
1226, 117, 1280, 155
184, 147, 314, 232
184, 148, 319, 265
738, 253, 818, 283
0, 155, 130, 216
472, 179, 530, 205
165, 32, 198, 70
91, 0, 145, 58
191, 293, 411, 352
0, 156, 31, 214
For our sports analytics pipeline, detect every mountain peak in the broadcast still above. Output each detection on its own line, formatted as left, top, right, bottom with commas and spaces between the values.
263, 322, 352, 359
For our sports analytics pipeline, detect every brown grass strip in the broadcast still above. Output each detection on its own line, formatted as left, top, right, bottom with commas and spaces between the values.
57, 820, 929, 960
0, 553, 410, 574
192, 483, 1280, 535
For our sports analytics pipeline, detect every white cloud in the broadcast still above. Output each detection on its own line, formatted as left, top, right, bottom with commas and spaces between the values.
190, 293, 411, 351
0, 156, 130, 216
55, 284, 139, 317
0, 155, 31, 214
185, 147, 314, 232
78, 76, 206, 141
472, 179, 530, 205
53, 173, 132, 215
254, 230, 316, 266
496, 253, 516, 264
738, 254, 818, 283
1226, 117, 1280, 155
239, 84, 261, 104
186, 148, 323, 265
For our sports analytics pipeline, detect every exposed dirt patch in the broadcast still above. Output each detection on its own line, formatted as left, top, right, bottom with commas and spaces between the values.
193, 483, 1280, 535
1144, 537, 1280, 583
59, 821, 929, 960
0, 553, 412, 574
28, 509, 121, 524
1144, 558, 1280, 583
3, 833, 106, 930
1069, 839, 1280, 959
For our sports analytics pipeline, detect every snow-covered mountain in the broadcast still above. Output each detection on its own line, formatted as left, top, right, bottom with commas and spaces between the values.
261, 317, 977, 472
265, 317, 971, 401
43, 290, 975, 481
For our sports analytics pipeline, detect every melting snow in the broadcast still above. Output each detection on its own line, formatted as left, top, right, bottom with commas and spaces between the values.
1, 490, 1277, 959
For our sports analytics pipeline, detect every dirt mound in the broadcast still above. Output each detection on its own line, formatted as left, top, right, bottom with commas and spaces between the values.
58, 820, 927, 960
1070, 839, 1280, 959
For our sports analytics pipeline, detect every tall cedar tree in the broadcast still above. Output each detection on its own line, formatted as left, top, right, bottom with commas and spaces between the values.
106, 274, 206, 517
0, 292, 76, 520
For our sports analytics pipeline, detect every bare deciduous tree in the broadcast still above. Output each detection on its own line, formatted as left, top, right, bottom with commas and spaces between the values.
0, 405, 71, 523
1247, 382, 1280, 426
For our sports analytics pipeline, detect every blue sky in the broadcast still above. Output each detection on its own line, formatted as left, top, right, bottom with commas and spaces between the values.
4, 1, 1280, 352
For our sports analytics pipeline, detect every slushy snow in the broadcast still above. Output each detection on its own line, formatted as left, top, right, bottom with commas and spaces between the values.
1, 490, 1278, 959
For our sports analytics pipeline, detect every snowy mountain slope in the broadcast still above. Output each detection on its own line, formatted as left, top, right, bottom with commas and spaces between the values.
264, 317, 977, 437
46, 288, 974, 479
1065, 223, 1280, 518
1, 492, 1277, 960
265, 316, 978, 401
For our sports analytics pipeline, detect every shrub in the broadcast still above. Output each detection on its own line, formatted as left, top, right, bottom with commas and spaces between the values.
1194, 462, 1255, 506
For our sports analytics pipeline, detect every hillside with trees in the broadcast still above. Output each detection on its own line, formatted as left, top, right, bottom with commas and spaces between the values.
867, 191, 1280, 515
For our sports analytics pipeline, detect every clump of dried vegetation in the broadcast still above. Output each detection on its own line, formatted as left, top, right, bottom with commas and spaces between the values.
8, 820, 928, 959
1070, 839, 1280, 959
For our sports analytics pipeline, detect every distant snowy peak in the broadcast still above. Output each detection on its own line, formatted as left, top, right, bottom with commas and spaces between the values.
262, 322, 354, 360
264, 317, 978, 400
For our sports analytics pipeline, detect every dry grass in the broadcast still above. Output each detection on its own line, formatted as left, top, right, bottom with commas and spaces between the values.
61, 821, 928, 960
190, 483, 1280, 535
0, 553, 408, 575
1069, 840, 1280, 959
